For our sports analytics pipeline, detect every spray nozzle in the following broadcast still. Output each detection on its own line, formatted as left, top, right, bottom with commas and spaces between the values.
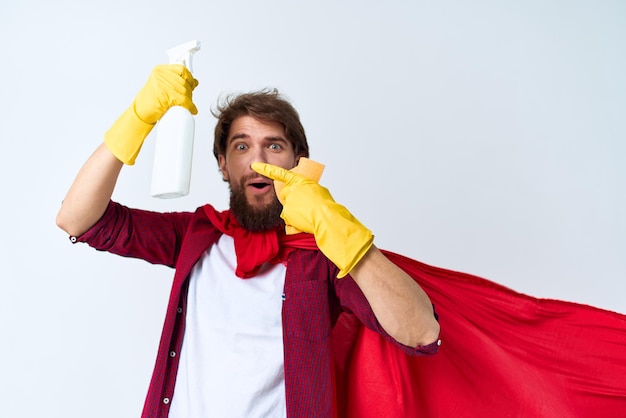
167, 40, 201, 73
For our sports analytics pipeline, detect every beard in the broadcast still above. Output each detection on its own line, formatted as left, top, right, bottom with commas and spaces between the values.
229, 176, 284, 232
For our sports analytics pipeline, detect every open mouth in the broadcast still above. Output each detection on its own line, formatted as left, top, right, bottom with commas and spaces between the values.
247, 178, 272, 191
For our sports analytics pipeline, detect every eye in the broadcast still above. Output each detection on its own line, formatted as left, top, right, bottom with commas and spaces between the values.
269, 143, 282, 151
234, 143, 247, 151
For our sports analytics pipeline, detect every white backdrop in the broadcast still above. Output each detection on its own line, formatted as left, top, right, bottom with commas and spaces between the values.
1, 1, 624, 417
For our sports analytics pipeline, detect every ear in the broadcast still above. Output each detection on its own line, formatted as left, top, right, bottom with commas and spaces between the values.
218, 154, 229, 182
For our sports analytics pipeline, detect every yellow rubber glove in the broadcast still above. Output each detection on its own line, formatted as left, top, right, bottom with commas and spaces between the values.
104, 64, 199, 165
275, 157, 325, 235
252, 161, 374, 278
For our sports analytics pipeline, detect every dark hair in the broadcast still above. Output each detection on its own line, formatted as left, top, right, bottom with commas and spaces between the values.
212, 89, 309, 161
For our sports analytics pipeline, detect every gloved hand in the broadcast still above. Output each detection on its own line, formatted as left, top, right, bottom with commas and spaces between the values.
104, 64, 199, 165
252, 161, 374, 278
274, 157, 325, 235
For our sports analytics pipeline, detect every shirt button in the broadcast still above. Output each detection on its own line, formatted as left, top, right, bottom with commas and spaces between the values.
70, 236, 77, 243
163, 397, 170, 404
177, 307, 183, 314
170, 351, 176, 357
437, 339, 442, 346
281, 293, 286, 301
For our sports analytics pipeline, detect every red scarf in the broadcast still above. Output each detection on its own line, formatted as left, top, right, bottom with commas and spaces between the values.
203, 205, 318, 278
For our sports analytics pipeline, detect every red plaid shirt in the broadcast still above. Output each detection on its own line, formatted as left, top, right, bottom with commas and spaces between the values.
75, 201, 438, 417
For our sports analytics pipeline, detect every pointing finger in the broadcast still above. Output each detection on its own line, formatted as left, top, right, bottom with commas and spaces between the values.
251, 162, 299, 184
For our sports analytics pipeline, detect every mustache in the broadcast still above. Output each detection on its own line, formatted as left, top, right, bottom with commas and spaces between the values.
244, 171, 271, 182
231, 173, 273, 190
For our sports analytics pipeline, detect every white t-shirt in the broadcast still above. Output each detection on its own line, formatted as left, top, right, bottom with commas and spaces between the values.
169, 234, 287, 417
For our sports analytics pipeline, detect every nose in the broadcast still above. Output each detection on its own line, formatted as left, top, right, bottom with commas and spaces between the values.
247, 147, 269, 173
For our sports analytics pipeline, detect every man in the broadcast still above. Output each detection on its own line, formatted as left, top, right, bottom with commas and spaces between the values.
56, 64, 440, 417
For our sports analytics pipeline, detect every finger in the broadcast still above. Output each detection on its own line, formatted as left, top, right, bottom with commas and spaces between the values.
155, 66, 198, 114
179, 66, 199, 90
251, 162, 299, 184
183, 99, 198, 115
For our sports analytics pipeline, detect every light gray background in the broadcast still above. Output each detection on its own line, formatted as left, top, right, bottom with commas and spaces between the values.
1, 1, 624, 417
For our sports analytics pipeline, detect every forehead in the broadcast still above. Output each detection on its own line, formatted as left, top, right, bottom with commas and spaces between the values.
227, 115, 286, 141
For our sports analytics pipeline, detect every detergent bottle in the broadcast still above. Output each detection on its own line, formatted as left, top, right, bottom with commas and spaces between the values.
151, 40, 201, 198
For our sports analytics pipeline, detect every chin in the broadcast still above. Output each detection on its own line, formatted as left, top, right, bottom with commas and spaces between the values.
247, 194, 275, 209
230, 185, 283, 231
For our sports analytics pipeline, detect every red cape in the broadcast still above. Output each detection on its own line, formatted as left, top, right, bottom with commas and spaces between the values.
333, 250, 626, 417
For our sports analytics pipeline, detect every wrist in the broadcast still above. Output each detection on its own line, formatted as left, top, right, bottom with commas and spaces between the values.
104, 105, 154, 165
317, 204, 374, 278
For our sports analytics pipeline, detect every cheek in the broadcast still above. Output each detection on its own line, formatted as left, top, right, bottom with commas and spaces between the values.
269, 154, 298, 170
222, 157, 246, 181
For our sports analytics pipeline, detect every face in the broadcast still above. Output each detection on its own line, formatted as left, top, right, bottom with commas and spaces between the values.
218, 115, 300, 231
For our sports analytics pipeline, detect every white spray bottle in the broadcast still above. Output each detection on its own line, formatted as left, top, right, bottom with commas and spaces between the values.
151, 40, 201, 198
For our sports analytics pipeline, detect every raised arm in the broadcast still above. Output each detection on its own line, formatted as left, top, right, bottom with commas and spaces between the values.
56, 64, 199, 237
56, 144, 124, 237
252, 162, 440, 348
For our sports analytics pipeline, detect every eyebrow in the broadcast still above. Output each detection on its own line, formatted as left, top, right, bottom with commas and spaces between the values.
229, 133, 249, 141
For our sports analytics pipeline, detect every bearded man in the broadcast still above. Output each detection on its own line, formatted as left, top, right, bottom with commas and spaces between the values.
56, 64, 441, 418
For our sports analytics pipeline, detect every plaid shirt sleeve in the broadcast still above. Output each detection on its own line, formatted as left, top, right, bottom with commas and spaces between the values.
72, 200, 194, 267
